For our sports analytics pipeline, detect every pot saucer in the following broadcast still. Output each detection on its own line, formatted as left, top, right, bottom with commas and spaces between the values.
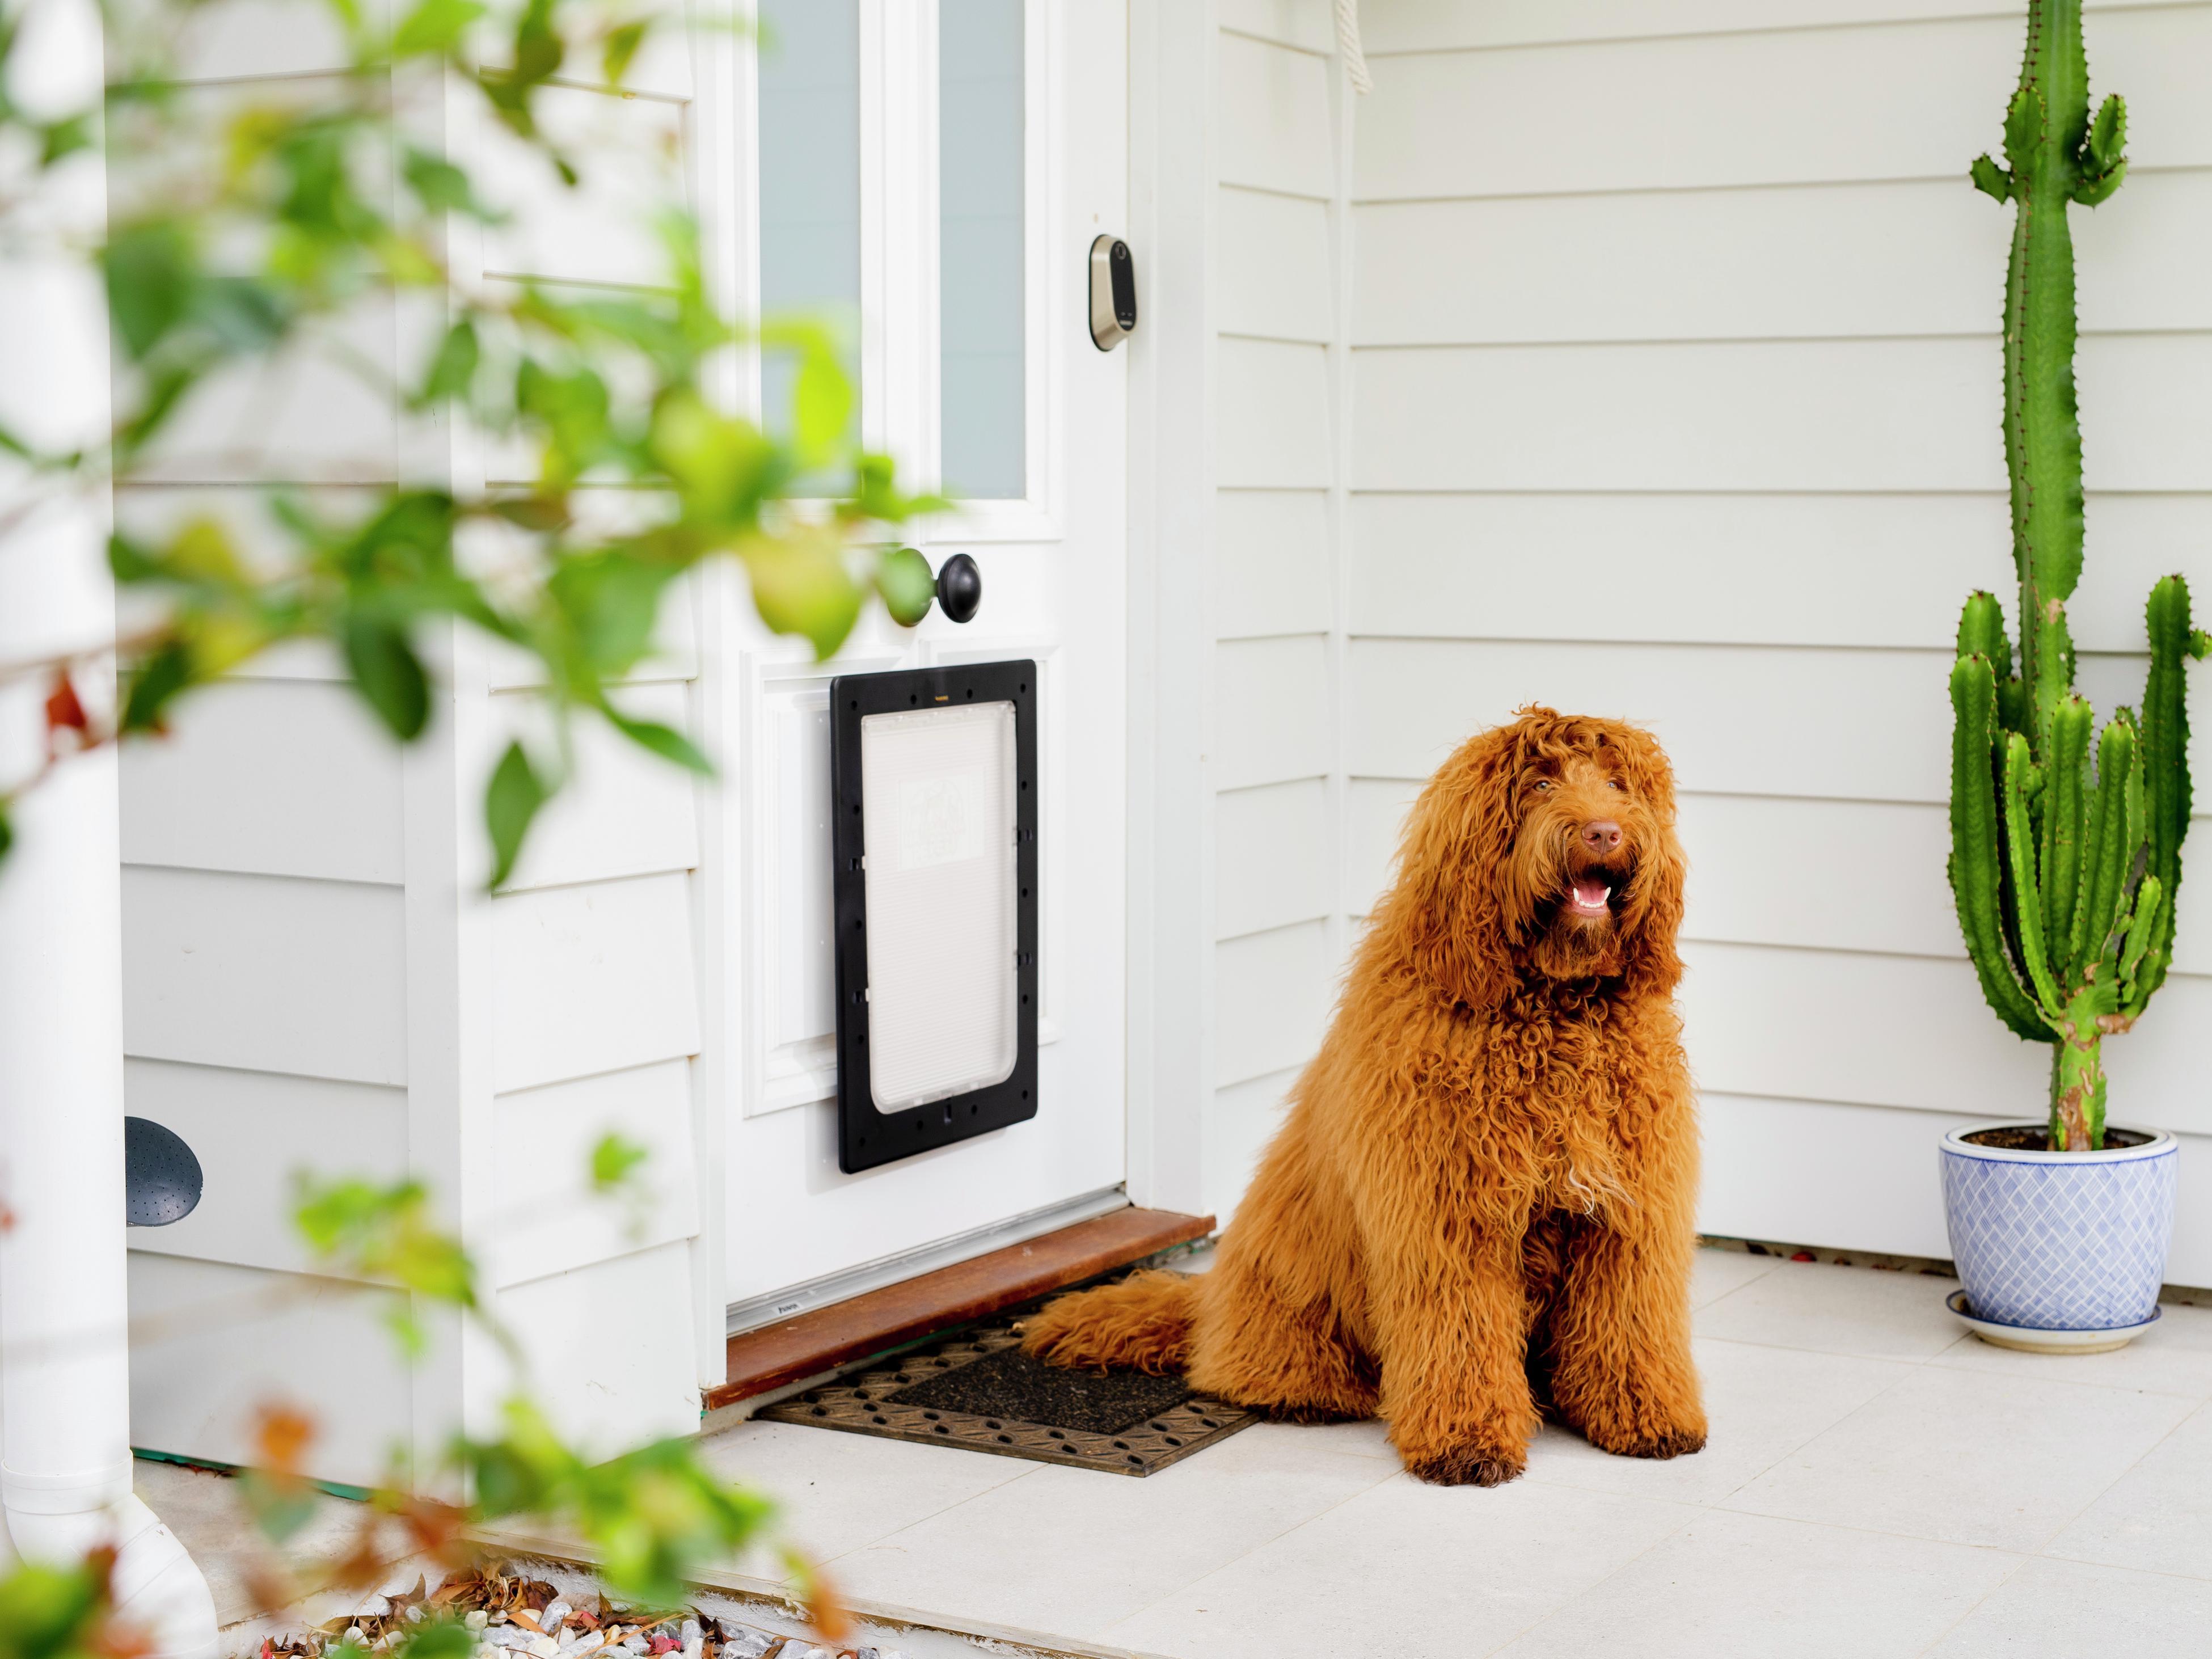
1946, 1289, 2160, 1355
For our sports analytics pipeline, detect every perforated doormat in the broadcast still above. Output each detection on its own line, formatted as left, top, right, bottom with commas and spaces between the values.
758, 1311, 1256, 1476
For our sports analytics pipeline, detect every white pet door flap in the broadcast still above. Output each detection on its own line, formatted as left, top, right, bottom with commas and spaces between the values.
831, 661, 1039, 1172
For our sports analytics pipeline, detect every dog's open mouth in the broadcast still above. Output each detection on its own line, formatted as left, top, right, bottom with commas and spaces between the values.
1563, 867, 1631, 921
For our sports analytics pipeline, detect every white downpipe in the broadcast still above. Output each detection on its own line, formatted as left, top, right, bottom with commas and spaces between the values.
0, 1, 218, 1653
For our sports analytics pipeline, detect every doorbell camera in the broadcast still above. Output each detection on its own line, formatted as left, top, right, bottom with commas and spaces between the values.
1089, 235, 1137, 351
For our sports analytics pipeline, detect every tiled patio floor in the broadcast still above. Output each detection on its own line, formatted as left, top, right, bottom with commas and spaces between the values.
665, 1247, 2212, 1658
150, 1246, 2212, 1657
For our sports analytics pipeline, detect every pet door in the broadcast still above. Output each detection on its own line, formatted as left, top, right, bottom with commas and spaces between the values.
830, 661, 1039, 1172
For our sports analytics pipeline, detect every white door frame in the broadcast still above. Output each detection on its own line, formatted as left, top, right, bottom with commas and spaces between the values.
1121, 0, 1217, 1220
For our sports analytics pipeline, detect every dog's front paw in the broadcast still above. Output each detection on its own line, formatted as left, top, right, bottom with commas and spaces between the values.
1400, 1443, 1525, 1487
1585, 1421, 1706, 1460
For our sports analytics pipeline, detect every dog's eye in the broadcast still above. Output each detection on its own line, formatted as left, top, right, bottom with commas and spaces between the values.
1533, 779, 1553, 792
1607, 779, 1626, 791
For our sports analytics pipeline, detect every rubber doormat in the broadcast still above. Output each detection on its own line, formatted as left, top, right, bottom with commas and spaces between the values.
758, 1312, 1256, 1476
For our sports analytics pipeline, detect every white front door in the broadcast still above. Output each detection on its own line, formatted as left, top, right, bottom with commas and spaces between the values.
715, 0, 1129, 1323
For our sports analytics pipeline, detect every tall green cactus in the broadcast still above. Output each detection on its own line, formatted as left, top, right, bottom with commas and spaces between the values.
1949, 0, 2209, 1151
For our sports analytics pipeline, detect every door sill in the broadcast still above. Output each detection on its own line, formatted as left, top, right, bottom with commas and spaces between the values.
724, 1187, 1133, 1339
708, 1205, 1214, 1411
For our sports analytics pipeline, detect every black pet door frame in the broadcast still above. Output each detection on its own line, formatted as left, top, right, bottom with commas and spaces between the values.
830, 660, 1039, 1173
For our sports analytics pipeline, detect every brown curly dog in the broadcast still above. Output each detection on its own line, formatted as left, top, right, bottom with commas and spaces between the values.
1024, 707, 1704, 1486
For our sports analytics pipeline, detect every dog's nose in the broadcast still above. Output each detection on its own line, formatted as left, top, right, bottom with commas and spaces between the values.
1582, 820, 1622, 853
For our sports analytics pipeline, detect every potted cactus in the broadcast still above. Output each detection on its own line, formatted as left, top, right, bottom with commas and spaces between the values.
1940, 0, 2206, 1353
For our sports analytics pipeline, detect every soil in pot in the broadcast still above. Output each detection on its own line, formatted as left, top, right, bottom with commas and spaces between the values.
1962, 1126, 2156, 1153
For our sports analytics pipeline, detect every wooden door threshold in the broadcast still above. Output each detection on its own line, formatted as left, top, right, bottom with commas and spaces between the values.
709, 1205, 1213, 1411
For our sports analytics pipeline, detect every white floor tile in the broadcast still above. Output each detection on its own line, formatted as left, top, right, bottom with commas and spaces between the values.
1927, 1300, 2212, 1400
1493, 1509, 2021, 1659
1263, 1414, 1400, 1462
1925, 1556, 2212, 1657
1725, 1365, 2196, 1552
825, 1421, 1396, 1637
694, 1419, 1034, 1570
1688, 1246, 1782, 1309
2044, 1398, 2212, 1580
1695, 1258, 1964, 1361
1098, 1472, 1696, 1659
1522, 1337, 1914, 1506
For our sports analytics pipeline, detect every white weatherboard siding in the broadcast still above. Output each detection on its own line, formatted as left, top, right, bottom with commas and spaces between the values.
1336, 0, 2212, 1282
115, 15, 712, 1480
1206, 5, 1351, 1226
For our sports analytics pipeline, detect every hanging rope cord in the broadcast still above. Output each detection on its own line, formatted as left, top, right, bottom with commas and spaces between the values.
1335, 0, 1373, 93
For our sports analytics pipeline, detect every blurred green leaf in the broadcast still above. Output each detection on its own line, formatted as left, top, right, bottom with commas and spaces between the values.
743, 528, 862, 659
397, 1620, 475, 1659
416, 320, 480, 407
403, 148, 498, 221
791, 344, 853, 466
606, 712, 711, 774
486, 740, 548, 889
343, 614, 432, 739
392, 0, 486, 56
38, 113, 92, 166
589, 1132, 649, 1192
119, 640, 195, 734
294, 1175, 478, 1309
103, 219, 197, 358
0, 1558, 105, 1659
876, 546, 935, 627
602, 19, 648, 85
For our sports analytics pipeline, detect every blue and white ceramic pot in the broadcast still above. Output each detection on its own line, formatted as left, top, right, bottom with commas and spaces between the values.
1939, 1125, 2178, 1354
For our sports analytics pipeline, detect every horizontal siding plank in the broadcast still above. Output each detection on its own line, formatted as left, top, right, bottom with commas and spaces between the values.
1216, 29, 1336, 199
1346, 636, 2211, 807
128, 1253, 411, 1489
1218, 187, 1336, 343
1352, 336, 2212, 495
122, 868, 408, 1085
1219, 0, 1334, 53
496, 682, 700, 893
1347, 637, 1949, 801
1362, 0, 2192, 55
1346, 776, 1419, 914
493, 1240, 702, 1455
1216, 634, 1332, 791
1356, 174, 2212, 345
1679, 795, 1955, 960
491, 871, 700, 1094
489, 1060, 700, 1288
129, 297, 397, 486
478, 86, 689, 289
1346, 492, 2212, 655
1208, 1067, 1301, 1227
1356, 10, 2212, 201
1702, 1097, 2212, 1288
1216, 919, 1335, 1087
1217, 779, 1333, 940
1217, 489, 1333, 640
121, 679, 404, 883
1218, 337, 1334, 489
1682, 939, 2212, 1135
123, 1059, 407, 1276
1698, 1093, 1996, 1263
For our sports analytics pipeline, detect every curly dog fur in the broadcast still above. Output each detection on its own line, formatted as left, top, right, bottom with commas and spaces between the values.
1025, 707, 1704, 1486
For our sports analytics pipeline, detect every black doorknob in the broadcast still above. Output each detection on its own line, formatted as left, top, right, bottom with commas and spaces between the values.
935, 553, 982, 623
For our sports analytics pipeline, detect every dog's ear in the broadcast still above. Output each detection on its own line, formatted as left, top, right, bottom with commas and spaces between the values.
1390, 723, 1526, 1010
1613, 725, 1687, 995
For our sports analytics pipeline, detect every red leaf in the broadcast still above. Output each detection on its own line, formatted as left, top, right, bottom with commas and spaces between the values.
45, 672, 88, 733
